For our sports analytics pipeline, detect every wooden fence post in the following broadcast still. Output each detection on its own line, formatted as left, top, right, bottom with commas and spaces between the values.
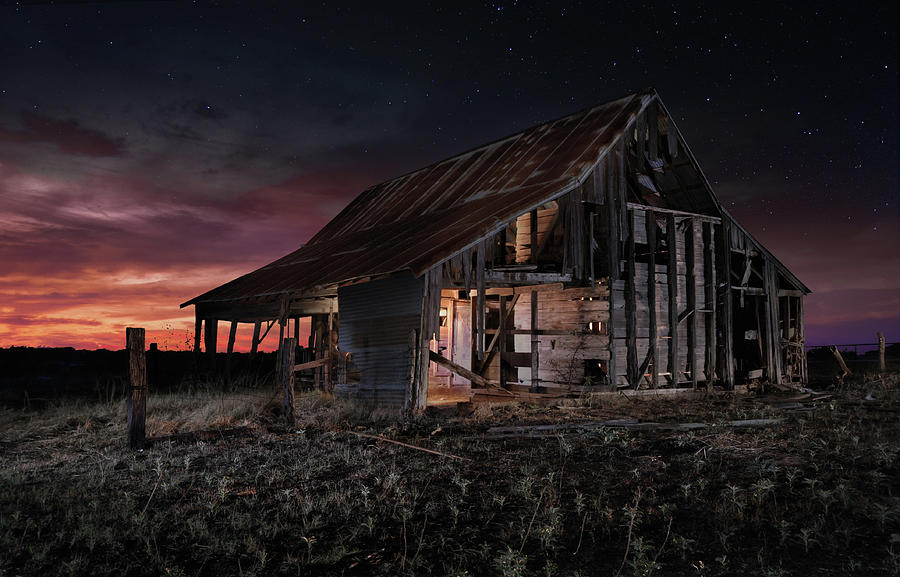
281, 338, 296, 427
878, 332, 886, 373
126, 327, 147, 449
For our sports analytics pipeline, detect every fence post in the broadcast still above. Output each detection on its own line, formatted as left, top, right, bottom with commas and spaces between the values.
281, 338, 296, 427
126, 327, 147, 449
878, 332, 886, 373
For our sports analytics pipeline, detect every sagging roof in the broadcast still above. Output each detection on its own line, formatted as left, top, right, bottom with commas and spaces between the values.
183, 89, 654, 307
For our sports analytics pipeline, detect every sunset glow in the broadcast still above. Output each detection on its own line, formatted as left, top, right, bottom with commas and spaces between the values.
1, 3, 897, 350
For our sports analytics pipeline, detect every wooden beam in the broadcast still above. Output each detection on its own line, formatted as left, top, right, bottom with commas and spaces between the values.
294, 356, 329, 372
648, 99, 659, 162
646, 210, 658, 388
478, 294, 520, 375
685, 218, 697, 389
429, 350, 512, 394
625, 210, 638, 387
879, 332, 886, 373
625, 202, 721, 223
531, 290, 540, 392
666, 214, 679, 385
530, 208, 539, 264
483, 271, 573, 285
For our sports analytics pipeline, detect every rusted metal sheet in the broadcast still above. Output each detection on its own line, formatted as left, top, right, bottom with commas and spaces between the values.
183, 90, 654, 309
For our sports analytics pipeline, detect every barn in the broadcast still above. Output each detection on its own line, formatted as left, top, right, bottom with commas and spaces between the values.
181, 89, 810, 411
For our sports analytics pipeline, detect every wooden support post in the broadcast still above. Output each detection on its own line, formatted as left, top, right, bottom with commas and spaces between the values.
407, 329, 420, 411
606, 149, 620, 389
720, 220, 735, 388
703, 221, 716, 389
647, 99, 659, 162
625, 210, 637, 387
476, 242, 486, 362
798, 297, 807, 383
646, 210, 658, 388
531, 290, 539, 392
204, 318, 218, 374
530, 208, 539, 264
685, 218, 697, 388
667, 214, 679, 385
878, 332, 886, 373
250, 322, 261, 358
294, 317, 300, 341
588, 208, 596, 285
126, 327, 147, 450
499, 295, 508, 389
764, 260, 783, 385
193, 314, 202, 355
281, 337, 296, 426
225, 320, 237, 380
325, 310, 334, 392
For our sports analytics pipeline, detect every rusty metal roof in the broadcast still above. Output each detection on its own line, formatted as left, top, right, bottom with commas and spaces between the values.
183, 90, 654, 307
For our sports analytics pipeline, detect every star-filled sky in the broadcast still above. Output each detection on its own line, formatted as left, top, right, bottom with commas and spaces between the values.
1, 2, 897, 351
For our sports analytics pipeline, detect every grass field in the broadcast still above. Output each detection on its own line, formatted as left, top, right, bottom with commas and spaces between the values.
1, 372, 899, 576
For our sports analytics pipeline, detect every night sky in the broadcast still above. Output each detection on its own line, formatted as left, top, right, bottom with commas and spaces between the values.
1, 2, 897, 351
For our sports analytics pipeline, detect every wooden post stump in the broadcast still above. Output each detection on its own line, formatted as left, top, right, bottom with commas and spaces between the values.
281, 338, 296, 427
878, 332, 886, 373
126, 327, 147, 449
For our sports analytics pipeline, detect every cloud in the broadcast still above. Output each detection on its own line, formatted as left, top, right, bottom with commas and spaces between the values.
0, 111, 124, 157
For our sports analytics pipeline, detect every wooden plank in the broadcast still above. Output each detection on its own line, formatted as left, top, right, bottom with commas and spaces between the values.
606, 146, 619, 387
502, 351, 533, 367
685, 218, 697, 388
429, 350, 512, 394
126, 327, 147, 450
646, 210, 658, 388
531, 290, 540, 392
512, 282, 565, 295
625, 210, 637, 387
294, 356, 329, 372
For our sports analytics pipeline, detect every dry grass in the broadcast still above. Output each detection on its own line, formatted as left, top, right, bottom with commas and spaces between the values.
1, 372, 899, 576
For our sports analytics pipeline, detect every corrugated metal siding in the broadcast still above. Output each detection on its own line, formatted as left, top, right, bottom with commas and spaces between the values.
337, 273, 424, 409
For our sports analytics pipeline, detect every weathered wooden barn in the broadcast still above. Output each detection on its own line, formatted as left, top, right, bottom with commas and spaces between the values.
182, 89, 809, 411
